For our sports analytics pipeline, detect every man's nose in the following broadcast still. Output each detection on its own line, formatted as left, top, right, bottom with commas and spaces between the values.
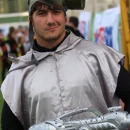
47, 13, 54, 25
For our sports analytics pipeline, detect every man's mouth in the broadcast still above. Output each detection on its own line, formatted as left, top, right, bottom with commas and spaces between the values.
46, 26, 57, 30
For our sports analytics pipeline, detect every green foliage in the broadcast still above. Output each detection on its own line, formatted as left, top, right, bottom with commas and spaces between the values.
0, 16, 28, 24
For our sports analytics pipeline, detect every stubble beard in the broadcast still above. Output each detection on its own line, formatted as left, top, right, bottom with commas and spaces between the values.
37, 29, 65, 43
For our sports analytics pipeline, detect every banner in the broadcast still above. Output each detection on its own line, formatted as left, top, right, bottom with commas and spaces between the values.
92, 7, 121, 51
78, 11, 92, 40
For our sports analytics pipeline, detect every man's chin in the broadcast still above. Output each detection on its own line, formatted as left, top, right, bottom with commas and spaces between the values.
44, 37, 59, 42
44, 35, 60, 42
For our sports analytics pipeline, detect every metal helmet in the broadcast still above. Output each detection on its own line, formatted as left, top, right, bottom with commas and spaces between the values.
28, 0, 85, 12
28, 0, 68, 12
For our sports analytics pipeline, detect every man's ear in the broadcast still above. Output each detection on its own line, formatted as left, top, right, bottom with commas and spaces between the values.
28, 16, 33, 25
28, 16, 31, 23
65, 16, 68, 24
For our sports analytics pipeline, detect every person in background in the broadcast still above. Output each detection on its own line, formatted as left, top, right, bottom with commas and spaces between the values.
0, 29, 4, 44
16, 26, 23, 39
22, 27, 31, 53
17, 35, 26, 56
0, 29, 11, 81
1, 0, 130, 130
5, 26, 18, 56
66, 16, 84, 38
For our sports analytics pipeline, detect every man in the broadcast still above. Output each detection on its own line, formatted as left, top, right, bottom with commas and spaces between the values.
1, 0, 130, 130
66, 16, 85, 38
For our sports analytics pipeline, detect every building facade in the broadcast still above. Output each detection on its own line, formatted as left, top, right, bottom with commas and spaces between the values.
0, 0, 28, 14
0, 0, 122, 28
0, 0, 120, 14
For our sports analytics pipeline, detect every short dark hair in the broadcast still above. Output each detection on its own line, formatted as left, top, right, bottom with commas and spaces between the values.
69, 16, 79, 28
29, 2, 42, 17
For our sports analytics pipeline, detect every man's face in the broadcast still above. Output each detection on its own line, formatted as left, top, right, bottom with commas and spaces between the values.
31, 4, 67, 46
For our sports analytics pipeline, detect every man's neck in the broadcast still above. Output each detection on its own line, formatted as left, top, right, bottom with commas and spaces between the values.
35, 31, 66, 49
33, 30, 70, 52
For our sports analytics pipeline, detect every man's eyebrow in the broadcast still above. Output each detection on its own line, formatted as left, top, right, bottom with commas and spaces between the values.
36, 8, 62, 13
36, 9, 47, 12
50, 6, 63, 10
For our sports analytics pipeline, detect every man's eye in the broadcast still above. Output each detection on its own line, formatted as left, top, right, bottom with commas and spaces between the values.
53, 11, 60, 14
37, 12, 47, 15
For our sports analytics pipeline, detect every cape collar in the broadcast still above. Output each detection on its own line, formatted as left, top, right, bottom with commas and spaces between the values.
8, 32, 82, 72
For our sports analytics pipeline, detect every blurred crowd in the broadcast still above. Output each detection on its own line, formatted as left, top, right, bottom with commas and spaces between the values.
0, 26, 31, 81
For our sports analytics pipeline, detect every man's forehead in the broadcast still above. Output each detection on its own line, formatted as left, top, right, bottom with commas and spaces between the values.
36, 3, 63, 11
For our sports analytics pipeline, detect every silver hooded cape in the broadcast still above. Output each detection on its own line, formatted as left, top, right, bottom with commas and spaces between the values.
1, 32, 124, 129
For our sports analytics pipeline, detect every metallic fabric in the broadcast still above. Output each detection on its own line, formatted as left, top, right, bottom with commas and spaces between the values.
1, 32, 124, 129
